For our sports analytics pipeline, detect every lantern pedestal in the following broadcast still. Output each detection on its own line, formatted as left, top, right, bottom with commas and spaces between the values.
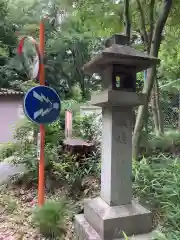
74, 34, 160, 240
75, 91, 153, 240
75, 201, 153, 240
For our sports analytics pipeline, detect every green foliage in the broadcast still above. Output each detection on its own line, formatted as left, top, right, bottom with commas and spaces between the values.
53, 114, 101, 189
133, 156, 180, 239
11, 80, 38, 93
70, 0, 122, 37
0, 195, 18, 214
141, 130, 180, 156
9, 102, 101, 189
11, 118, 62, 185
0, 0, 19, 89
53, 151, 100, 190
0, 142, 22, 161
73, 113, 102, 142
1, 2, 180, 238
32, 198, 70, 238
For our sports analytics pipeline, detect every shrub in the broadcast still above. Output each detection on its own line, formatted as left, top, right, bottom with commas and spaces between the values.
73, 113, 102, 142
53, 151, 100, 194
9, 118, 62, 185
13, 118, 38, 142
32, 198, 70, 238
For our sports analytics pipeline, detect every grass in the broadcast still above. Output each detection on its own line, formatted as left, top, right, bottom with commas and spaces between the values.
140, 130, 180, 156
133, 155, 180, 239
0, 152, 180, 239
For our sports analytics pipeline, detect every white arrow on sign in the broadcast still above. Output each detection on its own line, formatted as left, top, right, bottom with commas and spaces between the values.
33, 91, 51, 104
34, 108, 51, 119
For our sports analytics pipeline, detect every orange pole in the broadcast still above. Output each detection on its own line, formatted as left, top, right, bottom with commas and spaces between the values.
38, 20, 45, 206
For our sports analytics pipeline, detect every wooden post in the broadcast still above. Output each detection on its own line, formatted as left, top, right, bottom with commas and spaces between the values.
65, 110, 72, 138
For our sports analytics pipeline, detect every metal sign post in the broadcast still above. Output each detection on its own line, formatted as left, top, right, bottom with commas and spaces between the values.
23, 87, 61, 205
37, 132, 40, 160
38, 20, 45, 206
19, 19, 61, 206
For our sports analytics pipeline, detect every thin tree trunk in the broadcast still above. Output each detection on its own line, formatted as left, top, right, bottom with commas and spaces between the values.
149, 0, 163, 134
136, 0, 148, 46
133, 66, 156, 159
151, 86, 159, 135
144, 70, 149, 135
149, 0, 163, 136
155, 78, 164, 134
148, 0, 155, 52
178, 93, 180, 130
124, 0, 131, 42
132, 0, 172, 160
151, 79, 164, 136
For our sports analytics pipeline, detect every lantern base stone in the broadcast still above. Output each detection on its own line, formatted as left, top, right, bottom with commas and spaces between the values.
74, 197, 153, 240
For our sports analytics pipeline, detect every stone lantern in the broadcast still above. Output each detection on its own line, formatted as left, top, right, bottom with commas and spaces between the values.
75, 34, 160, 240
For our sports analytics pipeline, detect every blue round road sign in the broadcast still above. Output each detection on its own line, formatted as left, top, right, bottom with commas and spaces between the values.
24, 86, 61, 124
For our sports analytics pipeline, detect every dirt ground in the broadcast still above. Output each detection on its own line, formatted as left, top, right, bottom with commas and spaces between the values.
0, 184, 43, 240
0, 176, 100, 240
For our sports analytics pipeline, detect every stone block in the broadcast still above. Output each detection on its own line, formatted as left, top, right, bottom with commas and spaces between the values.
75, 214, 154, 240
75, 214, 101, 240
90, 90, 145, 107
84, 198, 152, 239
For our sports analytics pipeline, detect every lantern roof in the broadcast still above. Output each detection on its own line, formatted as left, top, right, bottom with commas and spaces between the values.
83, 34, 160, 74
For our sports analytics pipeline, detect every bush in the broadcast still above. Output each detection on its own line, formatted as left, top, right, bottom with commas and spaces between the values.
53, 151, 100, 194
32, 199, 70, 238
73, 113, 102, 142
11, 120, 62, 185
53, 113, 101, 190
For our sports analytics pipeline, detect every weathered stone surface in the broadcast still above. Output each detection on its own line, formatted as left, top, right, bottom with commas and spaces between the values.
105, 34, 129, 47
84, 197, 152, 239
74, 33, 159, 240
0, 160, 26, 184
90, 90, 145, 107
75, 214, 154, 240
100, 106, 133, 206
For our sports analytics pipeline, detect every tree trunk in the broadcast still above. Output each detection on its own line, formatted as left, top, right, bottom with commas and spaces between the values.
124, 0, 131, 41
133, 66, 156, 160
155, 78, 164, 134
151, 86, 159, 135
178, 93, 180, 130
143, 71, 150, 135
151, 77, 164, 136
132, 0, 172, 160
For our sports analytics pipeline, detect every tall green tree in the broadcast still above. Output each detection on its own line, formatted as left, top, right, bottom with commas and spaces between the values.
132, 0, 173, 159
0, 0, 18, 88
